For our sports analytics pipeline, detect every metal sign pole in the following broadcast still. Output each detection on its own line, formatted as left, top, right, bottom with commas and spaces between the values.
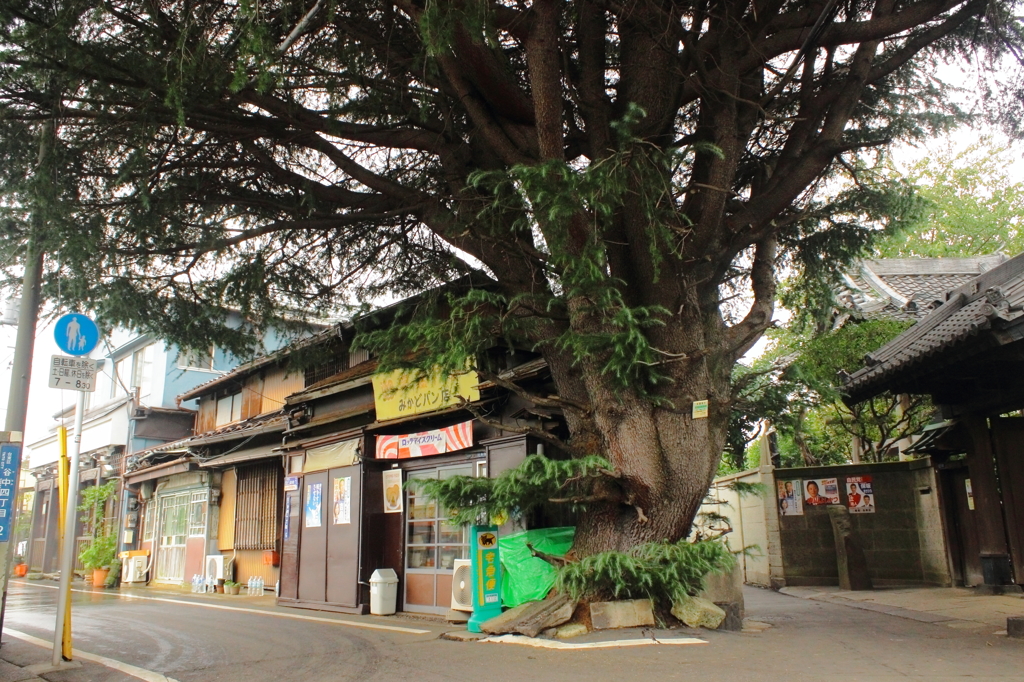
52, 390, 85, 665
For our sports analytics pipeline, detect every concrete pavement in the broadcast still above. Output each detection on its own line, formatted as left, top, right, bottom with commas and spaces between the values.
3, 579, 1024, 680
779, 584, 1024, 632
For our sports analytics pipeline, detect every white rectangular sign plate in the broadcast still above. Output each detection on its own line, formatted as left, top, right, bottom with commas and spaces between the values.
50, 355, 98, 392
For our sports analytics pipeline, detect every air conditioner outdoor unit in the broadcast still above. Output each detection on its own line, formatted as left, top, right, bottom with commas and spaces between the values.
122, 555, 149, 583
450, 559, 473, 612
206, 554, 234, 581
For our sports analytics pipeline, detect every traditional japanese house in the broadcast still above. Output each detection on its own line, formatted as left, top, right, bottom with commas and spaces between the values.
123, 327, 324, 587
274, 293, 560, 615
844, 250, 1024, 591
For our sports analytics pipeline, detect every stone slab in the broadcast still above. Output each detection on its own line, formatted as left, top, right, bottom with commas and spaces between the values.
0, 660, 44, 682
716, 601, 743, 631
554, 623, 590, 639
590, 599, 655, 630
671, 596, 726, 629
1008, 616, 1024, 638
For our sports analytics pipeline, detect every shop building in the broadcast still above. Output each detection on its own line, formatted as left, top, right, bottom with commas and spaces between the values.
25, 331, 231, 573
275, 350, 553, 615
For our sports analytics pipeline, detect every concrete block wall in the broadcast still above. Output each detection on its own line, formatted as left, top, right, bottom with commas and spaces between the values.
775, 458, 952, 587
702, 458, 952, 589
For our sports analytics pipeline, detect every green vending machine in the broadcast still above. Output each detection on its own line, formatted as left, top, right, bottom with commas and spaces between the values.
467, 524, 502, 633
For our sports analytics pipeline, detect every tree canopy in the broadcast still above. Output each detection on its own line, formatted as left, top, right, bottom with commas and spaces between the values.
1, 0, 1021, 554
875, 137, 1024, 258
733, 319, 932, 470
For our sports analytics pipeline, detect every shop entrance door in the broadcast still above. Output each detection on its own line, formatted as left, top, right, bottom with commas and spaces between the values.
404, 464, 473, 614
155, 492, 188, 583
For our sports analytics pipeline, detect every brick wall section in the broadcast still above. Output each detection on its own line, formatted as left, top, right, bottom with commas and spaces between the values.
776, 458, 952, 587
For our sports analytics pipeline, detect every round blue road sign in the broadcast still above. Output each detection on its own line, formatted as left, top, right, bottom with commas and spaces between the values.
54, 313, 100, 356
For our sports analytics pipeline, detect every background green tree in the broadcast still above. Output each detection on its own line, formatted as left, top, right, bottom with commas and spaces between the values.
0, 1, 1019, 557
733, 320, 932, 468
875, 138, 1024, 258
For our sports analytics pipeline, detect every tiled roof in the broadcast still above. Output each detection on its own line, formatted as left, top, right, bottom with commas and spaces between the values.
834, 254, 1008, 323
177, 325, 342, 401
843, 251, 1024, 402
127, 410, 287, 471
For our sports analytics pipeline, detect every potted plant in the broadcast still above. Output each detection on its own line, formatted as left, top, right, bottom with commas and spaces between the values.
224, 580, 241, 595
77, 481, 118, 588
13, 555, 28, 578
79, 533, 117, 587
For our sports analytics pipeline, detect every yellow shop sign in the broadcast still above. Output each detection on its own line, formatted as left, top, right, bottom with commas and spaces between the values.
372, 367, 481, 421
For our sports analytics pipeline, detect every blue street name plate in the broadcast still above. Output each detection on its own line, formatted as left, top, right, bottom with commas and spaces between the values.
0, 443, 22, 542
54, 313, 100, 356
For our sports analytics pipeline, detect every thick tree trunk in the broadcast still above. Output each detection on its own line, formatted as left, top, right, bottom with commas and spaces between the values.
548, 313, 735, 557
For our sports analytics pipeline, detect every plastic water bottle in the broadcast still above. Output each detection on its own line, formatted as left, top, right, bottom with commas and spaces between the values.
247, 577, 254, 595
256, 577, 263, 594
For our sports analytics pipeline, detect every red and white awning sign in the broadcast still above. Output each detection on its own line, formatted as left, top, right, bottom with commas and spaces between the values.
375, 420, 474, 459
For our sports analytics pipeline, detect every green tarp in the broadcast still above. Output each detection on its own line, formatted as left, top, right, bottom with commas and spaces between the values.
498, 527, 575, 608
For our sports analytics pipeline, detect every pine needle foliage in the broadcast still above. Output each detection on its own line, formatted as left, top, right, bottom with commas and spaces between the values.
555, 539, 735, 605
412, 454, 614, 525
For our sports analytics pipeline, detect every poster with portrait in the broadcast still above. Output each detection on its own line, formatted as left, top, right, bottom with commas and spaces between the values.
846, 475, 875, 513
305, 483, 322, 527
333, 476, 351, 525
383, 469, 404, 514
776, 479, 803, 516
803, 477, 840, 506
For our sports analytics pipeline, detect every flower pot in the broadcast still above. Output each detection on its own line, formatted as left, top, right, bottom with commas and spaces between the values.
13, 563, 28, 578
92, 568, 110, 587
225, 584, 240, 595
214, 584, 224, 593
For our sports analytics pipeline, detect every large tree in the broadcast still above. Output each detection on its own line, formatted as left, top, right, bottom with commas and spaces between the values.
0, 1, 1019, 554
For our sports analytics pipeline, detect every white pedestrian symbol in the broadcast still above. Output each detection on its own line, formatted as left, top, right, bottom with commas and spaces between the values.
66, 317, 81, 351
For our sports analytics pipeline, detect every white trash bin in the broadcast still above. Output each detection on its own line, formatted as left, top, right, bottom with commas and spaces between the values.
369, 568, 399, 615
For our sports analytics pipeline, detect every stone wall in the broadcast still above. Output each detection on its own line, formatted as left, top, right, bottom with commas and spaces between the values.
702, 458, 952, 589
775, 459, 952, 587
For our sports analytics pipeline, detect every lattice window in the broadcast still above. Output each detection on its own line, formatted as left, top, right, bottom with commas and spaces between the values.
303, 353, 348, 387
188, 490, 208, 537
234, 463, 279, 550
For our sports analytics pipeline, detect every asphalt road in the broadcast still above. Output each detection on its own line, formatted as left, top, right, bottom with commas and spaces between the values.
3, 580, 1024, 681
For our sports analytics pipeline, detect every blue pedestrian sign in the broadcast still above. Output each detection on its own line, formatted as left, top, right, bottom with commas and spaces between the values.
54, 313, 100, 356
0, 443, 21, 542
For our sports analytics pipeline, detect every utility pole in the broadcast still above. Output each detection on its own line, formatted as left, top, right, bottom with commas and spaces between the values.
0, 241, 44, 638
0, 115, 54, 642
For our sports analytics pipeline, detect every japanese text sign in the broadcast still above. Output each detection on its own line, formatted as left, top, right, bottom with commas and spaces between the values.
0, 443, 22, 541
372, 367, 480, 421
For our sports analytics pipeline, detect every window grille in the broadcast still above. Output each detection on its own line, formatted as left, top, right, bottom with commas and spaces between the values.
303, 353, 348, 387
188, 490, 208, 537
234, 462, 279, 550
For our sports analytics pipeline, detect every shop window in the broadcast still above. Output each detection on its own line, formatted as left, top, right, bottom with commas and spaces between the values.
406, 464, 474, 572
188, 490, 208, 537
235, 463, 279, 551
